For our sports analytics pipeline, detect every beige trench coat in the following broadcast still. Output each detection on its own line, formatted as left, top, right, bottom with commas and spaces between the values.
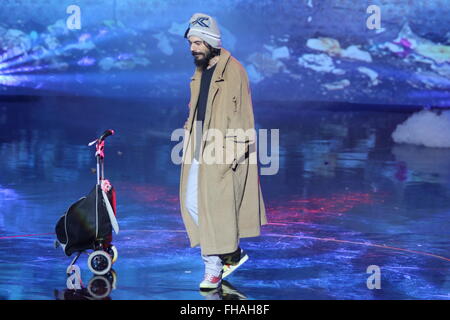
179, 48, 267, 255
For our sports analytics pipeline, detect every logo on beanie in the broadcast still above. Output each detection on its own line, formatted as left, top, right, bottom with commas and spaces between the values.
192, 17, 210, 28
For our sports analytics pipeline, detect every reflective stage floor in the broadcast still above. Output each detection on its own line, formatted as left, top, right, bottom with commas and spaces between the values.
0, 96, 449, 300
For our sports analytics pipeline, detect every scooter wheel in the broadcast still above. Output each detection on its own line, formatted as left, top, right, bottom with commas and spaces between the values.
106, 245, 118, 264
104, 269, 118, 290
87, 276, 112, 299
88, 250, 112, 276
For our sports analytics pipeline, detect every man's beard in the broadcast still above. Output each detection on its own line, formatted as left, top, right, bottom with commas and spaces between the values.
192, 51, 212, 69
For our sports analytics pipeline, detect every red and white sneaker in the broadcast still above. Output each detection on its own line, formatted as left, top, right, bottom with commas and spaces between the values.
199, 273, 222, 290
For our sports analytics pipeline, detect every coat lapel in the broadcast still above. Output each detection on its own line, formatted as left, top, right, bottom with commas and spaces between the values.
187, 68, 202, 131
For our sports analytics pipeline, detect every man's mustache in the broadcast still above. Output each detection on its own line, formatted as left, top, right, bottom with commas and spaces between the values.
192, 52, 204, 57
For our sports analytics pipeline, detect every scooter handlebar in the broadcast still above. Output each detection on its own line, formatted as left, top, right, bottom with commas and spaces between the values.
88, 129, 115, 146
99, 129, 115, 142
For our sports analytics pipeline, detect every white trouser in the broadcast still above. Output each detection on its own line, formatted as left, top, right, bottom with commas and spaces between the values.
185, 158, 200, 225
186, 158, 223, 277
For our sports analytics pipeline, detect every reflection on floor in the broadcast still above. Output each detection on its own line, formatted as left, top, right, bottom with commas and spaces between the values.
0, 96, 449, 300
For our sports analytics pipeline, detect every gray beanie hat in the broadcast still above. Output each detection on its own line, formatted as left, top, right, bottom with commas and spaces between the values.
184, 13, 222, 49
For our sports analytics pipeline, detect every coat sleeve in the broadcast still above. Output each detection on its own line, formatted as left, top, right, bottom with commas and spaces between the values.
225, 67, 257, 170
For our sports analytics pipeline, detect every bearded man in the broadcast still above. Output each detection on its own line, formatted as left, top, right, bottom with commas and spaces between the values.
179, 13, 267, 290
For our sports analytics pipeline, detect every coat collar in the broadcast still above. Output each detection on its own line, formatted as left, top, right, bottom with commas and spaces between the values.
190, 48, 231, 82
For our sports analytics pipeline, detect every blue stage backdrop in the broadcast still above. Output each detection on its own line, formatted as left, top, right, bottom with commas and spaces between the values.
0, 0, 449, 106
